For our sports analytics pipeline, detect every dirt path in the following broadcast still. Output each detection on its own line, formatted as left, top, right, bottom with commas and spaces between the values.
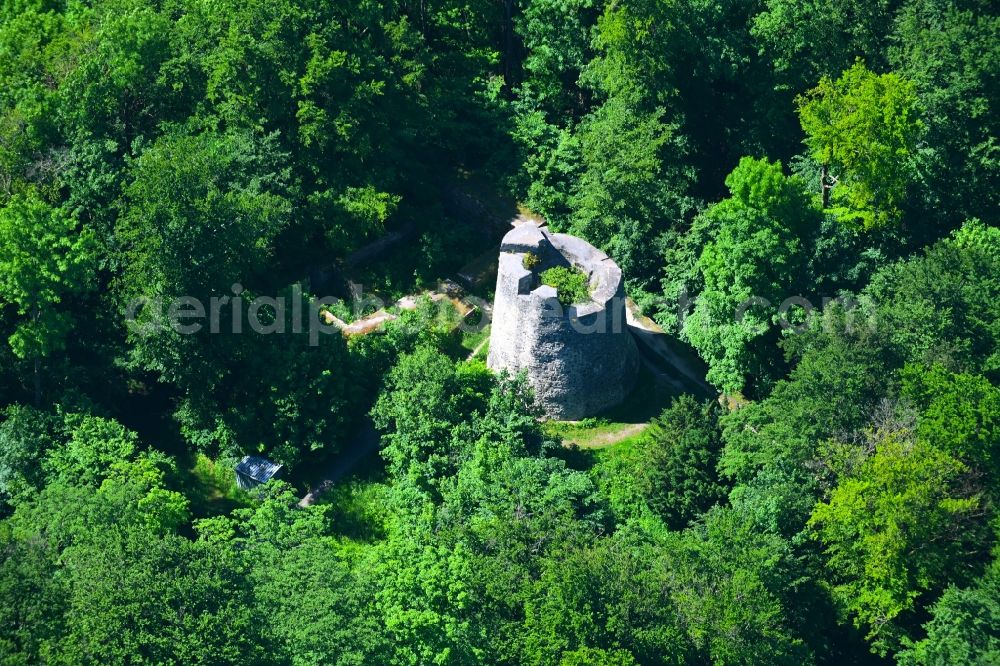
466, 335, 490, 361
298, 417, 379, 507
322, 286, 480, 337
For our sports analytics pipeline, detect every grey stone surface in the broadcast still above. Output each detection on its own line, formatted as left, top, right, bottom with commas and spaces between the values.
487, 224, 639, 420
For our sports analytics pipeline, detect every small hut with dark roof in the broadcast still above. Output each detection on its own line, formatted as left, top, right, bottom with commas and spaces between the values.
234, 455, 283, 491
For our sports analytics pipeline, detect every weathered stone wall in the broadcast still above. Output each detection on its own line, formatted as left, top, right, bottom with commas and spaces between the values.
487, 224, 639, 420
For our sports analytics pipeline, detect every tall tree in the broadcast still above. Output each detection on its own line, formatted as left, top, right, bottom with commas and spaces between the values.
634, 395, 727, 529
372, 345, 492, 491
797, 62, 923, 230
862, 220, 1000, 378
902, 363, 1000, 474
0, 193, 95, 404
683, 157, 818, 394
890, 0, 1000, 230
897, 561, 1000, 666
0, 404, 60, 508
752, 0, 902, 92
809, 436, 989, 655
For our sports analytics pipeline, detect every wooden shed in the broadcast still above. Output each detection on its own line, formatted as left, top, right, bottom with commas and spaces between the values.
234, 455, 283, 491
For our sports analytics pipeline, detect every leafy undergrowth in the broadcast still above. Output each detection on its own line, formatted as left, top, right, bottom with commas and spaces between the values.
589, 433, 651, 522
186, 453, 251, 518
319, 479, 391, 542
540, 265, 591, 306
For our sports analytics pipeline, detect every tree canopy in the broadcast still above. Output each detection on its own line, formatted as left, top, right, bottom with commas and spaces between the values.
0, 0, 998, 663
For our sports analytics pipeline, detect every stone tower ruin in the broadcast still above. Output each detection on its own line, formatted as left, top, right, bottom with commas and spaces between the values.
487, 223, 639, 420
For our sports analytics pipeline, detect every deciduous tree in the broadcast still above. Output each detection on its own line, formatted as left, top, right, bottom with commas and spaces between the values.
798, 62, 922, 229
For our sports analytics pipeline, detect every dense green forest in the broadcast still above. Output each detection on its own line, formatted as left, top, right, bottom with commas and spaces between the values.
0, 0, 998, 663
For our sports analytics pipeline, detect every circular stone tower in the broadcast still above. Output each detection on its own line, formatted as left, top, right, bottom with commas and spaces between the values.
487, 223, 639, 420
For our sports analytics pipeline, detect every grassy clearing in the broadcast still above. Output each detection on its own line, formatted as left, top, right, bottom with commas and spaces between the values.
546, 420, 649, 449
460, 324, 490, 360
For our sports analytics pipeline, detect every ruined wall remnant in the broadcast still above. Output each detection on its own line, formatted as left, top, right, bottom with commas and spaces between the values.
487, 223, 639, 420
